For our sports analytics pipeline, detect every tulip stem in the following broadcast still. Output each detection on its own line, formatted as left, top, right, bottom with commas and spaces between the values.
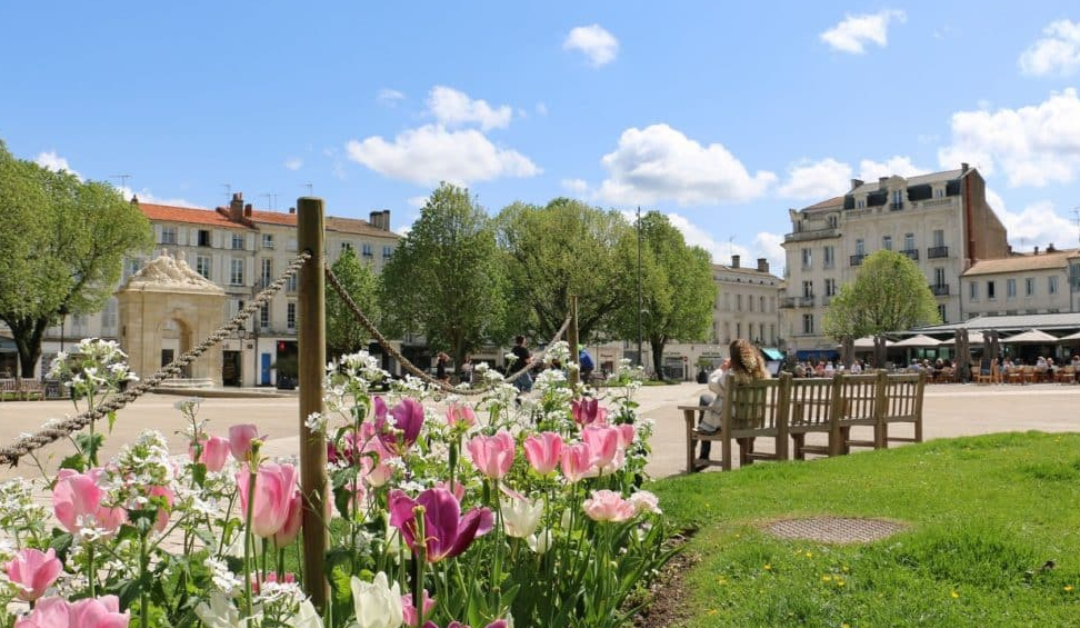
87, 545, 96, 598
412, 506, 427, 628
140, 530, 150, 628
243, 469, 257, 620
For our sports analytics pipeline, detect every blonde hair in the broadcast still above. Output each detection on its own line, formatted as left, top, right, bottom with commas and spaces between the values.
729, 339, 770, 384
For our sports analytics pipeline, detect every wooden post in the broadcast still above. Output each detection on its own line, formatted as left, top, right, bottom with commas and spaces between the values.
827, 373, 845, 457
297, 197, 329, 611
873, 369, 888, 449
568, 295, 579, 389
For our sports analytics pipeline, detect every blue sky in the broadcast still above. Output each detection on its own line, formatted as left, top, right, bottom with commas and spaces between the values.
4, 1, 1080, 273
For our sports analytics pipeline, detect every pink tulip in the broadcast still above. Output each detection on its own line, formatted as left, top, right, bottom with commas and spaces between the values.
14, 595, 129, 628
6, 548, 62, 602
252, 571, 296, 594
571, 398, 607, 426
378, 398, 425, 454
52, 469, 126, 535
435, 479, 466, 502
523, 432, 563, 475
466, 431, 515, 480
560, 442, 593, 483
583, 490, 636, 523
616, 424, 636, 449
445, 403, 476, 429
190, 435, 230, 472
581, 425, 620, 469
274, 492, 303, 546
229, 424, 263, 462
402, 590, 437, 627
389, 488, 493, 563
236, 462, 299, 538
148, 485, 174, 533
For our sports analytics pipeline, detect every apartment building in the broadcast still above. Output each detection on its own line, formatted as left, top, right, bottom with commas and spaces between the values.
32, 193, 399, 385
962, 246, 1080, 318
781, 164, 1008, 357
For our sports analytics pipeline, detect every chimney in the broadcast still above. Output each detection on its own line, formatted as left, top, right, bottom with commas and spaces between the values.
130, 195, 139, 205
878, 177, 888, 190
382, 209, 391, 231
244, 203, 252, 218
369, 211, 381, 229
1008, 245, 1013, 255
1034, 246, 1040, 255
288, 207, 296, 215
1047, 243, 1056, 253
731, 254, 741, 269
850, 178, 864, 191
961, 162, 970, 174
229, 193, 244, 221
757, 258, 769, 273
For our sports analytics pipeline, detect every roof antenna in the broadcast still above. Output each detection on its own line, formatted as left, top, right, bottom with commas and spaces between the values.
260, 193, 277, 210
110, 174, 131, 193
302, 183, 314, 196
728, 236, 734, 258
222, 183, 232, 200
1073, 207, 1080, 248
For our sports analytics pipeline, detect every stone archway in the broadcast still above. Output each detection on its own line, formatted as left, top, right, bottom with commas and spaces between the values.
116, 252, 226, 387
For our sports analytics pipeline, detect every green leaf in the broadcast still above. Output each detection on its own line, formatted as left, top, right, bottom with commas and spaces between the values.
107, 410, 117, 433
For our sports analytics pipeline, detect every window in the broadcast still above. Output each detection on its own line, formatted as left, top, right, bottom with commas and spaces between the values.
987, 280, 996, 301
260, 305, 270, 330
938, 304, 947, 322
231, 233, 246, 250
825, 278, 837, 296
823, 246, 835, 268
1049, 275, 1059, 295
102, 299, 118, 332
287, 303, 297, 330
260, 258, 272, 287
261, 233, 274, 249
802, 314, 814, 335
723, 322, 730, 343
801, 248, 812, 269
736, 295, 742, 311
196, 256, 212, 280
1007, 279, 1016, 299
287, 273, 297, 292
856, 199, 865, 209
882, 235, 893, 251
230, 258, 245, 285
736, 323, 742, 338
383, 245, 394, 259
904, 233, 915, 251
802, 281, 813, 298
759, 296, 765, 313
161, 226, 177, 245
749, 296, 754, 312
341, 242, 352, 253
892, 189, 903, 208
1025, 277, 1035, 297
933, 230, 945, 248
362, 243, 373, 258
969, 282, 978, 301
934, 188, 945, 198
855, 239, 865, 255
287, 238, 298, 252
770, 324, 776, 345
122, 258, 143, 281
934, 268, 946, 287
198, 230, 212, 247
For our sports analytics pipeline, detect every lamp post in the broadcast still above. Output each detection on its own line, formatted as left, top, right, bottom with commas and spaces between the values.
636, 206, 643, 368
236, 328, 248, 387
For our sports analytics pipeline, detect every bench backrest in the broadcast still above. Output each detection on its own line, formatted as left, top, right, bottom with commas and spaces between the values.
789, 378, 834, 428
882, 371, 926, 422
723, 374, 791, 432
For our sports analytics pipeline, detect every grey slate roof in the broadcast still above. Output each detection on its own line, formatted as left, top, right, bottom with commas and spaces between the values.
848, 169, 964, 197
912, 312, 1080, 334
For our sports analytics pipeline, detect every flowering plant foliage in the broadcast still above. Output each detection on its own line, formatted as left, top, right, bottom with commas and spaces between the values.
0, 341, 674, 628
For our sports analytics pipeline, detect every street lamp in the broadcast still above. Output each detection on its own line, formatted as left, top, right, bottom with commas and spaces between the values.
235, 328, 248, 387
636, 206, 643, 368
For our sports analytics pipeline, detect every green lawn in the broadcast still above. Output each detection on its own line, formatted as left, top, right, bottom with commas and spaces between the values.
647, 431, 1080, 627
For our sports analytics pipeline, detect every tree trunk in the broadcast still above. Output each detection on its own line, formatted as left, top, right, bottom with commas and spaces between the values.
9, 317, 47, 379
651, 336, 666, 381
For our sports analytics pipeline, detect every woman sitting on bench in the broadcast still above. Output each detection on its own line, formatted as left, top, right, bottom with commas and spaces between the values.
696, 339, 771, 470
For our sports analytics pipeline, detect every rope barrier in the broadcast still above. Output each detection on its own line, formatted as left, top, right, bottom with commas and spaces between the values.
0, 252, 312, 467
325, 266, 572, 396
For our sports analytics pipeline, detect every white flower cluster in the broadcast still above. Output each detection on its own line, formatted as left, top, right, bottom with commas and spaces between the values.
0, 479, 48, 539
105, 430, 175, 509
545, 340, 571, 367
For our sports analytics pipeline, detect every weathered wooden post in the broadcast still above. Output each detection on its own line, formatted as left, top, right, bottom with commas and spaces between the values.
568, 295, 579, 388
297, 197, 329, 610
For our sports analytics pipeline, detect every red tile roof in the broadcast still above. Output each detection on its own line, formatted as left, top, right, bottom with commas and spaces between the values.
138, 203, 253, 230
802, 196, 844, 211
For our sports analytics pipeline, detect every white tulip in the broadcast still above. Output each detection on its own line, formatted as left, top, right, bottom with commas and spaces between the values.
500, 495, 544, 539
350, 572, 404, 628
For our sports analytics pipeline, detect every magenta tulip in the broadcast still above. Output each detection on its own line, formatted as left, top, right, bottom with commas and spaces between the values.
523, 432, 563, 475
14, 595, 129, 628
581, 425, 620, 469
402, 590, 437, 628
6, 548, 62, 602
388, 488, 493, 562
445, 403, 476, 429
466, 431, 515, 480
378, 398, 425, 454
559, 442, 594, 483
571, 398, 608, 426
228, 424, 262, 462
52, 469, 126, 535
273, 492, 303, 546
583, 489, 636, 522
190, 435, 230, 472
237, 462, 299, 538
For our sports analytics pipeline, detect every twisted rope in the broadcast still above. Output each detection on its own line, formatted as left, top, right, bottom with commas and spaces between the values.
325, 266, 572, 396
0, 252, 311, 466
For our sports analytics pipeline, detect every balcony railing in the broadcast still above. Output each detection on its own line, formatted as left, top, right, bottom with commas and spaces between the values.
927, 246, 949, 259
890, 202, 904, 211
900, 248, 920, 261
850, 254, 866, 266
930, 284, 950, 296
781, 296, 815, 308
783, 227, 840, 243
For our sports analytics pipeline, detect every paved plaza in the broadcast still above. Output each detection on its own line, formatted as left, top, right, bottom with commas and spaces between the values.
0, 382, 1078, 481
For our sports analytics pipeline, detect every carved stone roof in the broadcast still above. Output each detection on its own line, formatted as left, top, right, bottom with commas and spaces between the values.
120, 252, 225, 294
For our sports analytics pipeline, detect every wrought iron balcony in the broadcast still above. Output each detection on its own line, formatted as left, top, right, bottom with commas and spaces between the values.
890, 202, 904, 211
781, 296, 816, 308
930, 284, 950, 296
850, 254, 866, 266
900, 248, 920, 261
783, 227, 840, 243
927, 246, 949, 259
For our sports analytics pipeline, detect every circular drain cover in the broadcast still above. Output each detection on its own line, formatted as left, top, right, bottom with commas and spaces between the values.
766, 517, 905, 543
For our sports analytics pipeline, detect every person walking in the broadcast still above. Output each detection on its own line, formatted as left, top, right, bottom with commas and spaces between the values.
578, 345, 595, 384
510, 335, 533, 393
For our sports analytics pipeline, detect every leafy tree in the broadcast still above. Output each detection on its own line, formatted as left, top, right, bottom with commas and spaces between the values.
823, 249, 941, 342
0, 148, 153, 377
325, 246, 380, 360
609, 211, 716, 378
496, 198, 635, 342
379, 183, 506, 373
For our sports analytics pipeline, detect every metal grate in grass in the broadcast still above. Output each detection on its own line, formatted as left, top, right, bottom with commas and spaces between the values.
765, 517, 906, 544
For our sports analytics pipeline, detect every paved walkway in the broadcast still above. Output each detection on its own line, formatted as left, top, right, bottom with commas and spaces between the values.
1, 382, 1078, 481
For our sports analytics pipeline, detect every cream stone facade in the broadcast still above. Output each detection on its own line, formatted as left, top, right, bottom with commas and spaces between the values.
781, 165, 1008, 358
962, 247, 1080, 318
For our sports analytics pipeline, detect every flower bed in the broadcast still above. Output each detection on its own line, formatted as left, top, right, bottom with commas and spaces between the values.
0, 340, 677, 628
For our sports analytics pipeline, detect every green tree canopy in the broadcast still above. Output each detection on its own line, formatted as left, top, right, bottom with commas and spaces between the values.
0, 148, 153, 376
609, 211, 717, 378
379, 183, 506, 371
325, 246, 380, 360
823, 249, 941, 342
495, 198, 634, 342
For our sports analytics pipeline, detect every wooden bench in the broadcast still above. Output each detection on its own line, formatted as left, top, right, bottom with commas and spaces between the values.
0, 378, 45, 401
682, 370, 926, 473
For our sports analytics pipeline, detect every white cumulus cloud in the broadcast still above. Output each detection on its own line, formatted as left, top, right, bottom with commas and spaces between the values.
406, 196, 428, 209
564, 24, 619, 67
597, 124, 776, 205
991, 195, 1078, 252
377, 88, 406, 106
938, 88, 1080, 187
284, 157, 303, 171
1019, 20, 1080, 76
35, 151, 82, 180
857, 156, 928, 181
427, 86, 512, 131
118, 186, 200, 208
779, 158, 852, 199
561, 178, 589, 195
345, 124, 540, 187
820, 9, 906, 54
